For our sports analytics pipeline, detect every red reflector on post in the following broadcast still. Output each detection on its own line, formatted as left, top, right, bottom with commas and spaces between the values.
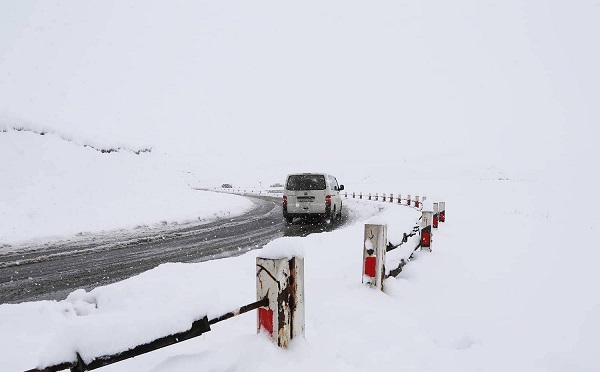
421, 231, 431, 247
433, 215, 439, 228
364, 256, 376, 277
440, 211, 445, 222
258, 307, 274, 335
282, 196, 287, 205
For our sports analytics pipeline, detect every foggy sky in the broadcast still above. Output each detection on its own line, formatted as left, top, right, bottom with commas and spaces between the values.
1, 0, 597, 181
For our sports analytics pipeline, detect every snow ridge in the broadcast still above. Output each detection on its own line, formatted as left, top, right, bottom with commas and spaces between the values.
0, 122, 152, 156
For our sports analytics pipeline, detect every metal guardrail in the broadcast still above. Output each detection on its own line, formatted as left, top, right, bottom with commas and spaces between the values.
342, 191, 425, 211
385, 223, 421, 279
25, 298, 269, 372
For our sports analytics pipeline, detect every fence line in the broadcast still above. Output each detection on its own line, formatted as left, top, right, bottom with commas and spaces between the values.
25, 256, 304, 372
362, 201, 446, 291
342, 191, 425, 210
28, 185, 447, 370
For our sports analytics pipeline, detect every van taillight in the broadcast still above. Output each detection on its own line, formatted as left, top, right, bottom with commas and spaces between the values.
325, 195, 331, 205
283, 196, 288, 205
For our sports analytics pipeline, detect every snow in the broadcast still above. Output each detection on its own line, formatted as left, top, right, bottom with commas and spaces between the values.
1, 0, 599, 371
0, 129, 254, 246
259, 238, 306, 260
1, 183, 598, 371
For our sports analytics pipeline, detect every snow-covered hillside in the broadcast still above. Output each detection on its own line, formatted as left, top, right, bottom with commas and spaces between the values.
1, 0, 599, 371
0, 127, 253, 245
2, 1, 597, 180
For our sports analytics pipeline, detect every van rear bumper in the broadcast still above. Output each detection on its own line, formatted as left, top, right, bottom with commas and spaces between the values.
283, 204, 331, 218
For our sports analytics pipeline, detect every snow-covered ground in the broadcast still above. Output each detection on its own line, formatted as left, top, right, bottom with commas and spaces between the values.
0, 127, 254, 246
2, 177, 598, 371
1, 0, 599, 371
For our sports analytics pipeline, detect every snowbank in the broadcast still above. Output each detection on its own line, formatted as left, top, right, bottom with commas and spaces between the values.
2, 179, 597, 371
0, 130, 254, 245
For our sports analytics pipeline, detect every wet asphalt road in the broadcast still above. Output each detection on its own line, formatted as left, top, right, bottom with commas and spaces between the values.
0, 196, 350, 304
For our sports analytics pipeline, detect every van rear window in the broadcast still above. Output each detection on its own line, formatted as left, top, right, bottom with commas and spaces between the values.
286, 175, 326, 191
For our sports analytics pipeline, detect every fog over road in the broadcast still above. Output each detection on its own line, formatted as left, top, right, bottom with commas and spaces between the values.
0, 196, 352, 304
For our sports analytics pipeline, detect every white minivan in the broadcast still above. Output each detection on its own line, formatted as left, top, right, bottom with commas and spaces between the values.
282, 173, 344, 223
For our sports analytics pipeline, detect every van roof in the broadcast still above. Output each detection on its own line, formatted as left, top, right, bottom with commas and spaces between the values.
287, 172, 330, 176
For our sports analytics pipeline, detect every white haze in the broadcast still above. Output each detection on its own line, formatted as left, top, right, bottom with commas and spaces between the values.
1, 0, 597, 187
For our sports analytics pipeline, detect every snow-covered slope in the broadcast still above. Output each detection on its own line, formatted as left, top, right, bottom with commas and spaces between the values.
0, 128, 253, 245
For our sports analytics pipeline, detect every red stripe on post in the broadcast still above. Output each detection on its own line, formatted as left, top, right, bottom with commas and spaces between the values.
258, 307, 274, 335
364, 256, 376, 278
433, 214, 439, 228
421, 231, 431, 247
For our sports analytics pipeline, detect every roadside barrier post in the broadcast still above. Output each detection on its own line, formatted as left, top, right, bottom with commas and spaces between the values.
390, 193, 394, 203
407, 194, 411, 206
375, 193, 379, 201
398, 193, 402, 204
439, 202, 446, 222
433, 203, 439, 229
344, 191, 348, 198
421, 211, 433, 252
359, 192, 363, 199
362, 224, 387, 291
415, 196, 420, 208
352, 192, 356, 199
383, 193, 386, 202
256, 256, 305, 348
369, 193, 372, 201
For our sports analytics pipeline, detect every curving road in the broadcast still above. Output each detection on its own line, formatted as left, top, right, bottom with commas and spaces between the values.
0, 196, 351, 304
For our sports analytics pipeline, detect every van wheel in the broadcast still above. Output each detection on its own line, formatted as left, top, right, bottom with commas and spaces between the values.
284, 215, 294, 223
328, 206, 336, 225
337, 203, 343, 220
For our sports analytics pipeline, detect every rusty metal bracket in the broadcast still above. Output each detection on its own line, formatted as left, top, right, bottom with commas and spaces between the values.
209, 297, 269, 325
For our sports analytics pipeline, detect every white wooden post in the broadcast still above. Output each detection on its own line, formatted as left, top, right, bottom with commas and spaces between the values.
256, 256, 305, 348
415, 195, 420, 208
390, 193, 394, 203
433, 202, 439, 229
359, 192, 363, 199
383, 193, 386, 202
352, 192, 356, 199
421, 211, 433, 252
397, 193, 402, 204
362, 224, 387, 291
375, 193, 379, 201
407, 194, 411, 206
368, 193, 372, 201
439, 201, 446, 222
